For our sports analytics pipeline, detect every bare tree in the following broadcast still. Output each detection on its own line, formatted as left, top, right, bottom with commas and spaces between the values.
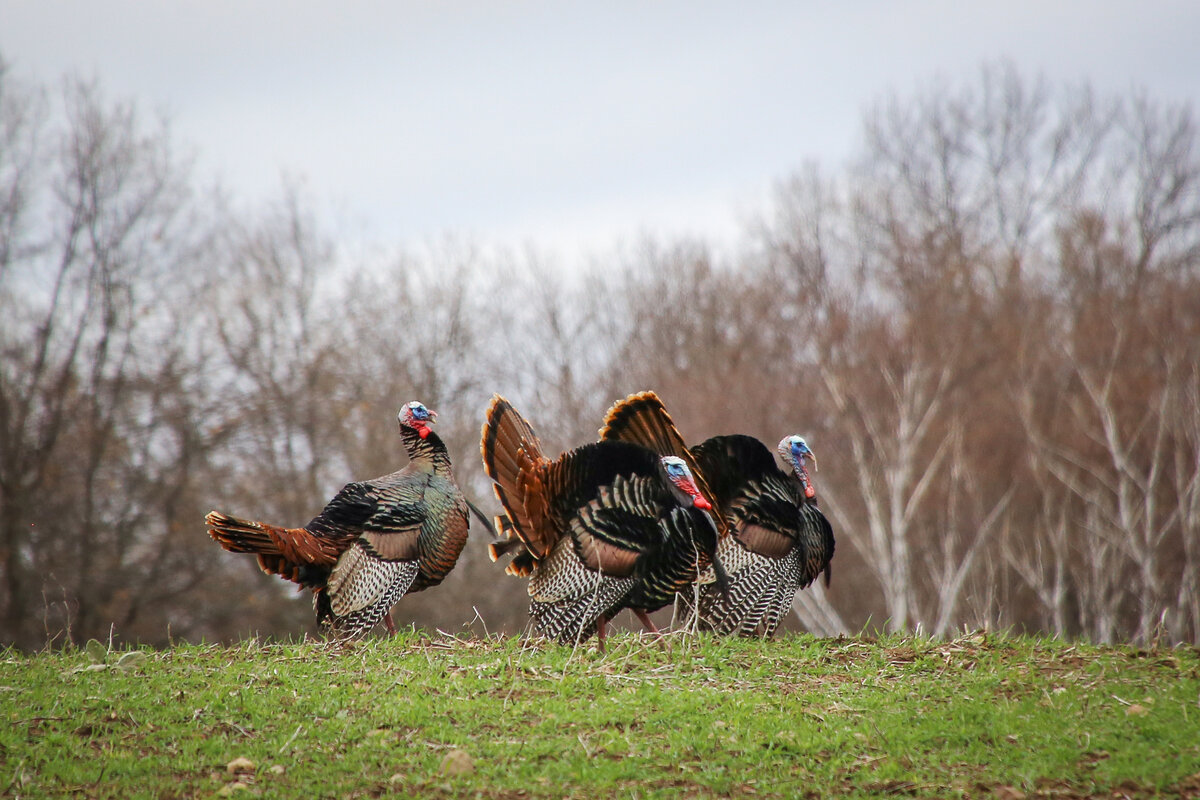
1170, 369, 1200, 640
5, 59, 1199, 648
816, 344, 958, 632
0, 70, 227, 646
1000, 481, 1072, 638
757, 63, 1200, 643
203, 187, 345, 517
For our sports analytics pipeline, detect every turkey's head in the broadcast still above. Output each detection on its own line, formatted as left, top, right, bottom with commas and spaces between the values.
399, 401, 437, 439
778, 435, 818, 500
660, 455, 730, 597
659, 456, 711, 510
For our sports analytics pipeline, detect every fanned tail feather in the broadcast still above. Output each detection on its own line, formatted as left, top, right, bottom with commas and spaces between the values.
480, 396, 544, 512
598, 390, 726, 532
480, 395, 556, 564
598, 391, 691, 459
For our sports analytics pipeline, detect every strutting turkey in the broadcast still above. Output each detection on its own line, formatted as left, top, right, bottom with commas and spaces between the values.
205, 401, 472, 640
480, 394, 729, 648
599, 392, 834, 637
683, 434, 835, 636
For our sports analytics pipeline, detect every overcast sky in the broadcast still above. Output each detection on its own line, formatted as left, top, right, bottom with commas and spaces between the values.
4, 2, 1199, 263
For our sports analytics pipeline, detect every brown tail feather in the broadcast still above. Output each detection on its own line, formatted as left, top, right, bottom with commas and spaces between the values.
597, 391, 727, 533
480, 395, 543, 495
205, 511, 289, 555
505, 551, 537, 577
488, 525, 525, 562
598, 391, 691, 458
480, 396, 558, 562
486, 512, 540, 577
206, 510, 340, 585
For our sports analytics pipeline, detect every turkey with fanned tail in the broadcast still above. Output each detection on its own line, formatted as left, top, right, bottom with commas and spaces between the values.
598, 391, 834, 637
480, 395, 729, 648
205, 401, 474, 640
682, 434, 834, 636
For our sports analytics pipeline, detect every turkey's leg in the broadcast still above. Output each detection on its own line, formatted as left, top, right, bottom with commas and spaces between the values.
634, 609, 661, 635
596, 614, 610, 653
635, 609, 671, 651
383, 613, 397, 636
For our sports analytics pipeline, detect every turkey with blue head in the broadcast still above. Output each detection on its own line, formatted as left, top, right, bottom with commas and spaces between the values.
205, 401, 474, 640
681, 433, 834, 636
481, 395, 729, 649
599, 391, 834, 637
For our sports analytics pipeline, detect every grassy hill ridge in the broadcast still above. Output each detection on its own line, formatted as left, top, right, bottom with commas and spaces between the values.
2, 632, 1198, 798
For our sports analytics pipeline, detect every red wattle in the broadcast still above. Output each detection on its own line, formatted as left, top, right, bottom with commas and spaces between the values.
418, 425, 431, 439
805, 485, 816, 499
693, 496, 712, 510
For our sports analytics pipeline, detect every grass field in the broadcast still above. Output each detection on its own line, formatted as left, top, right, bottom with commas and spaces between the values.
1, 631, 1198, 798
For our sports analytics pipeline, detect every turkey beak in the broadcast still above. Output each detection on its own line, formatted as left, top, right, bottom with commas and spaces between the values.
418, 409, 438, 439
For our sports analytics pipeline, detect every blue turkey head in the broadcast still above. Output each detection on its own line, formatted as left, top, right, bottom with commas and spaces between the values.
778, 434, 817, 499
399, 401, 437, 439
660, 456, 711, 510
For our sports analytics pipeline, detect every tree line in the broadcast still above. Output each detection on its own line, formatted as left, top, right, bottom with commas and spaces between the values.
2, 60, 1197, 649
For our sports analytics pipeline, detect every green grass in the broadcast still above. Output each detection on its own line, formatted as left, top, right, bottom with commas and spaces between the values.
2, 632, 1198, 798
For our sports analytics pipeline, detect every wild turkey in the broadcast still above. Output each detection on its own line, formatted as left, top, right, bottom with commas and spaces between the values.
481, 394, 728, 648
205, 401, 471, 639
599, 392, 834, 637
683, 434, 834, 636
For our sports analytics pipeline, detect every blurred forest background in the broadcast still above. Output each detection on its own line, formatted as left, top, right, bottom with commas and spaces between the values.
2, 60, 1198, 649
